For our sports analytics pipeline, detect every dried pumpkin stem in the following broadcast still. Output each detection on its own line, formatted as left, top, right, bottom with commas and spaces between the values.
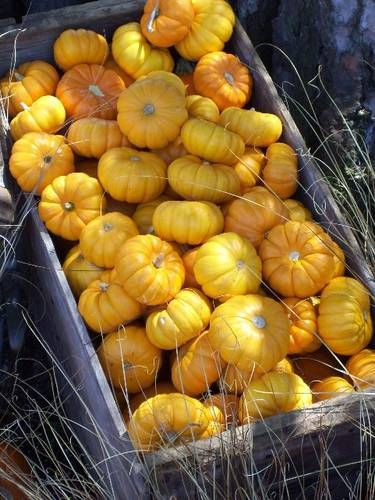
147, 6, 160, 33
289, 250, 300, 262
88, 84, 105, 97
224, 71, 235, 86
63, 201, 75, 212
152, 253, 164, 268
43, 155, 53, 164
14, 72, 24, 81
144, 103, 155, 115
99, 282, 110, 292
251, 315, 266, 329
103, 223, 113, 232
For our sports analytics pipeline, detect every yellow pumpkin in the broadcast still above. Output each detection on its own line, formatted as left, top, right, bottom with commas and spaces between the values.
124, 382, 177, 419
224, 186, 289, 248
9, 132, 74, 195
182, 246, 201, 288
318, 277, 373, 355
115, 234, 185, 305
38, 172, 105, 241
146, 288, 212, 349
239, 372, 312, 423
234, 147, 267, 193
97, 324, 162, 393
199, 405, 225, 439
209, 295, 290, 372
78, 271, 142, 333
311, 376, 354, 402
152, 135, 187, 165
98, 147, 167, 203
171, 331, 225, 396
62, 245, 104, 299
175, 0, 235, 61
10, 95, 66, 141
262, 143, 298, 199
117, 76, 187, 149
112, 22, 174, 79
132, 195, 170, 235
181, 118, 245, 165
79, 212, 139, 268
193, 232, 262, 300
283, 297, 321, 355
219, 107, 283, 147
284, 199, 312, 222
167, 155, 241, 203
153, 200, 224, 245
67, 118, 130, 158
185, 95, 220, 122
346, 349, 375, 388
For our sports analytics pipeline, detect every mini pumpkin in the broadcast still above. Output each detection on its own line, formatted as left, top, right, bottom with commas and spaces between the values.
318, 277, 373, 355
179, 72, 196, 95
115, 234, 185, 305
146, 288, 212, 350
9, 132, 74, 195
209, 294, 290, 373
97, 324, 162, 393
98, 147, 167, 203
185, 95, 220, 122
62, 245, 104, 299
124, 382, 177, 418
311, 376, 354, 402
0, 60, 59, 117
53, 28, 109, 70
152, 136, 187, 165
284, 199, 312, 222
153, 200, 224, 245
234, 147, 267, 193
262, 143, 298, 199
193, 51, 252, 110
346, 349, 375, 388
132, 195, 171, 235
104, 57, 135, 87
193, 232, 262, 300
38, 172, 105, 241
283, 297, 321, 355
203, 394, 239, 426
182, 247, 201, 288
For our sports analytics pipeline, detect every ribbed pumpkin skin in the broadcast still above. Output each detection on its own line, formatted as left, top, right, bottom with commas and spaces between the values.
179, 73, 196, 95
168, 155, 241, 204
124, 382, 176, 419
259, 221, 336, 298
318, 277, 373, 355
117, 77, 187, 149
171, 331, 225, 395
193, 232, 262, 300
115, 234, 185, 306
263, 143, 298, 199
311, 376, 354, 402
224, 186, 289, 248
38, 172, 104, 241
62, 245, 104, 299
0, 60, 59, 117
104, 57, 135, 87
153, 200, 224, 245
112, 22, 174, 79
325, 239, 346, 279
79, 212, 139, 268
10, 95, 66, 141
146, 288, 212, 350
175, 0, 235, 61
140, 0, 195, 47
53, 28, 109, 70
219, 108, 282, 147
98, 147, 167, 203
67, 118, 130, 158
78, 271, 142, 333
56, 64, 125, 120
193, 51, 252, 110
181, 118, 245, 165
284, 199, 312, 222
283, 297, 321, 355
346, 349, 375, 388
234, 147, 266, 193
127, 393, 213, 451
182, 247, 201, 288
239, 372, 312, 423
97, 325, 162, 394
199, 405, 225, 439
209, 295, 290, 372
185, 95, 220, 122
9, 132, 74, 195
132, 196, 171, 235
152, 136, 187, 165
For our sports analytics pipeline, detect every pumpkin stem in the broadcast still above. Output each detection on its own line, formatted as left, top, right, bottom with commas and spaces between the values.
103, 223, 113, 232
146, 6, 160, 33
251, 315, 266, 329
14, 71, 24, 81
63, 201, 75, 212
224, 72, 235, 86
19, 102, 29, 111
88, 84, 105, 97
202, 161, 211, 166
99, 281, 109, 292
289, 250, 300, 262
152, 253, 164, 268
123, 360, 133, 370
129, 155, 141, 162
43, 155, 53, 164
144, 103, 155, 115
236, 259, 245, 270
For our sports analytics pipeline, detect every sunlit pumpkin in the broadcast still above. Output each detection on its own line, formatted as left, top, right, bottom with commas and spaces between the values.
283, 297, 321, 355
284, 199, 312, 222
233, 147, 267, 193
124, 382, 176, 418
185, 95, 220, 122
346, 349, 375, 388
311, 376, 354, 402
62, 245, 104, 299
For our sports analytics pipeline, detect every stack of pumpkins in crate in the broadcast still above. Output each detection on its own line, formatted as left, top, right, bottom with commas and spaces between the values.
2, 0, 374, 452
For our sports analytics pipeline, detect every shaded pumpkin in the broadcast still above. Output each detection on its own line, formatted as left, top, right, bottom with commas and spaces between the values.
203, 394, 239, 426
346, 349, 375, 389
104, 56, 135, 87
151, 136, 187, 165
233, 147, 267, 193
293, 347, 345, 386
62, 245, 104, 299
283, 297, 321, 355
185, 95, 220, 122
311, 376, 354, 402
284, 199, 312, 222
132, 195, 171, 235
182, 246, 201, 288
262, 142, 298, 199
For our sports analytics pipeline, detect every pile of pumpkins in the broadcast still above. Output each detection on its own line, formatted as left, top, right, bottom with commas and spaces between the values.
2, 0, 373, 453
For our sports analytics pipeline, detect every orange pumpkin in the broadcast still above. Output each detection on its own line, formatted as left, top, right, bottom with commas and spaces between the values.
140, 0, 195, 47
53, 28, 109, 70
78, 271, 142, 333
284, 199, 312, 222
97, 324, 162, 393
38, 172, 105, 241
104, 57, 135, 87
67, 118, 130, 158
115, 234, 185, 305
182, 247, 201, 288
193, 51, 252, 110
9, 132, 74, 195
152, 136, 187, 165
224, 186, 289, 248
185, 95, 220, 122
79, 212, 139, 268
179, 73, 196, 95
262, 143, 298, 199
0, 60, 59, 117
311, 376, 354, 402
259, 221, 337, 298
55, 64, 125, 120
346, 349, 375, 388
283, 297, 321, 355
234, 147, 267, 193
62, 245, 104, 299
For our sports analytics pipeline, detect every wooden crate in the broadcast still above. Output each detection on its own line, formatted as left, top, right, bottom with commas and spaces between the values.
0, 1, 374, 498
